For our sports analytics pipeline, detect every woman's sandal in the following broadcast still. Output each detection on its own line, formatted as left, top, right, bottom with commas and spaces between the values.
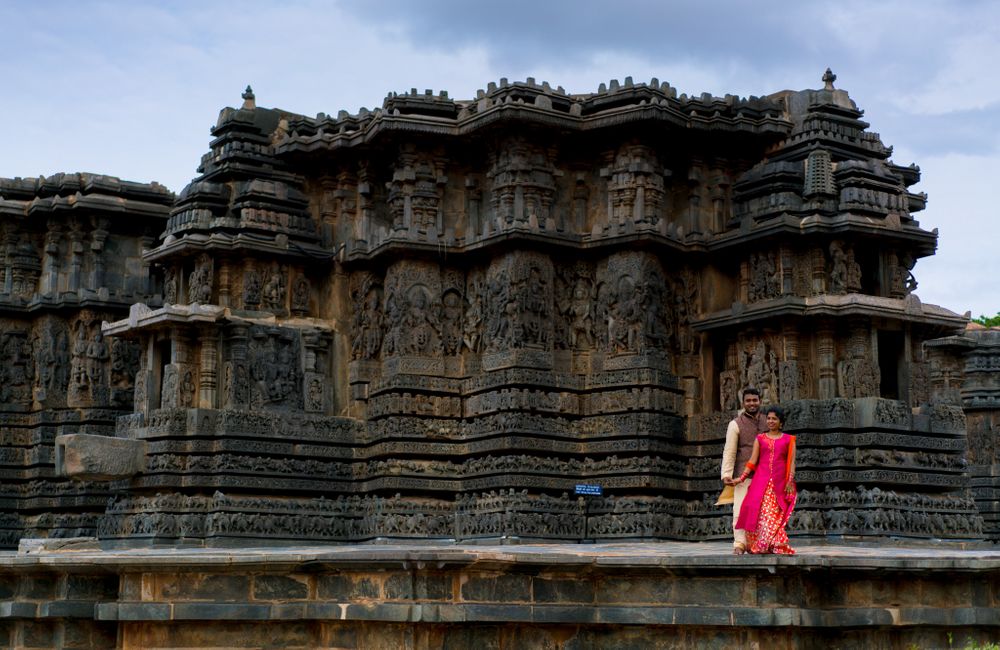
732, 543, 746, 555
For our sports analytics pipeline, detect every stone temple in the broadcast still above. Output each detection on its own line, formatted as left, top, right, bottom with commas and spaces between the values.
1, 71, 998, 551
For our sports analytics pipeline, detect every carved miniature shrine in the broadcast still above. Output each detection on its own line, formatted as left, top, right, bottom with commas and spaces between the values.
5, 73, 998, 547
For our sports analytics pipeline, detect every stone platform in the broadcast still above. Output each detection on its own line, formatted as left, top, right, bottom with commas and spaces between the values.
1, 541, 999, 649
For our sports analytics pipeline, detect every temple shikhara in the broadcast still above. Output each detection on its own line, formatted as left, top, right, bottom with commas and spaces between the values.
1, 71, 998, 553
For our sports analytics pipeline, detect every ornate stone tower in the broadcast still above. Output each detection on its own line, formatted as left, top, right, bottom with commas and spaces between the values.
0, 173, 170, 544
55, 72, 982, 545
92, 87, 354, 544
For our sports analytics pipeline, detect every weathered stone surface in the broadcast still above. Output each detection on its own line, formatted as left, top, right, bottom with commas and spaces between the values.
17, 537, 100, 554
0, 173, 170, 544
252, 575, 309, 601
3, 73, 999, 552
55, 434, 146, 480
0, 542, 999, 649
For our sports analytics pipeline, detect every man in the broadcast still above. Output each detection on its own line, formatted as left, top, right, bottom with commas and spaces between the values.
721, 387, 767, 554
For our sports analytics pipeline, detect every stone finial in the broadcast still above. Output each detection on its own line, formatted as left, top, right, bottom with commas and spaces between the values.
242, 85, 256, 110
822, 68, 837, 91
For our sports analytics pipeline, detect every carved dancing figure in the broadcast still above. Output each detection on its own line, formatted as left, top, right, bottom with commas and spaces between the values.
829, 242, 847, 294
440, 290, 463, 355
568, 280, 593, 349
86, 331, 109, 384
243, 268, 262, 306
462, 287, 484, 353
71, 322, 89, 386
263, 268, 286, 311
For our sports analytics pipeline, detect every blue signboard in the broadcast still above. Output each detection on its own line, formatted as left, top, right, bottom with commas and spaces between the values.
575, 484, 603, 496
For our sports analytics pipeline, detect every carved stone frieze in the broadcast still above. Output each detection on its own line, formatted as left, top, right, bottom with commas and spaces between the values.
747, 251, 780, 302
6, 75, 993, 548
247, 326, 302, 409
483, 252, 553, 354
595, 252, 670, 356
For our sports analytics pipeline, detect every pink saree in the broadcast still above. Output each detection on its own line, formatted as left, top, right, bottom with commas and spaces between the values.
735, 433, 797, 555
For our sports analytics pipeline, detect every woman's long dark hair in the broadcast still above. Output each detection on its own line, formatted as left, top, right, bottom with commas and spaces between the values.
764, 405, 786, 427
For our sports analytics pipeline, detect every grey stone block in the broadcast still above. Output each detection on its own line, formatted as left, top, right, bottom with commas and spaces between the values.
55, 434, 146, 481
317, 575, 380, 600
101, 602, 171, 621
171, 602, 272, 620
17, 538, 100, 554
343, 602, 414, 622
64, 574, 118, 600
166, 574, 250, 602
252, 575, 309, 600
532, 577, 594, 603
0, 601, 37, 618
414, 574, 452, 600
461, 574, 532, 602
37, 600, 96, 618
384, 574, 413, 600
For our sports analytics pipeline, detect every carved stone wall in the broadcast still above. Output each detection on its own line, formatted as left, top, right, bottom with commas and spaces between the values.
927, 326, 1000, 538
30, 76, 996, 545
0, 174, 170, 544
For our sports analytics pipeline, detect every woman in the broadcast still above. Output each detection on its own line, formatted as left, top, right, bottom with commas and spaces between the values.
733, 405, 797, 554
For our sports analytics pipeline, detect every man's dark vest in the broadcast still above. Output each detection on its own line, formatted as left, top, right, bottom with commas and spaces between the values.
735, 411, 767, 473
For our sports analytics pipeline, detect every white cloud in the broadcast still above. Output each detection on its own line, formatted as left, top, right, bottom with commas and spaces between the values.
0, 0, 996, 321
0, 2, 496, 191
823, 0, 1000, 115
909, 152, 1000, 317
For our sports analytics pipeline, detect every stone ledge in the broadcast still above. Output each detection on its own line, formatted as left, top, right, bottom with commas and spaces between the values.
93, 601, 1000, 626
5, 542, 1000, 571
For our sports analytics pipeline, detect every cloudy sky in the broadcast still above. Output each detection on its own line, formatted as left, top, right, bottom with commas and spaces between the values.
1, 0, 997, 318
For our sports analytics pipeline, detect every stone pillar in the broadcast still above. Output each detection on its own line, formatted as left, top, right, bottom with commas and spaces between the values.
466, 177, 481, 239
3, 223, 18, 293
302, 330, 331, 413
900, 326, 913, 406
162, 328, 196, 409
573, 174, 588, 234
224, 324, 250, 409
686, 165, 703, 237
199, 333, 218, 409
217, 260, 231, 308
811, 246, 827, 295
90, 217, 110, 290
134, 338, 153, 415
357, 162, 373, 243
68, 221, 84, 291
738, 258, 750, 304
817, 323, 837, 399
140, 234, 155, 295
633, 177, 646, 225
41, 220, 60, 294
780, 245, 794, 296
780, 324, 800, 401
